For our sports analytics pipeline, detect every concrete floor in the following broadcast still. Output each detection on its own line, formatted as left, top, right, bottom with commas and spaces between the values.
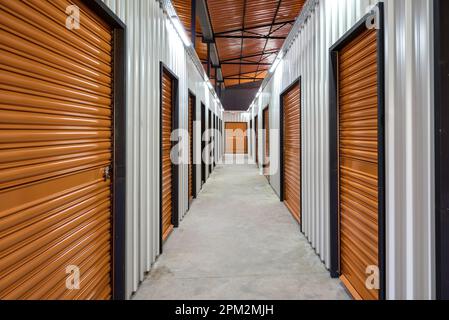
133, 158, 350, 300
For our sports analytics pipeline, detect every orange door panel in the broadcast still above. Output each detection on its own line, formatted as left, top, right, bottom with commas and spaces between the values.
0, 0, 113, 299
283, 83, 301, 223
161, 71, 174, 241
225, 122, 248, 154
338, 28, 379, 300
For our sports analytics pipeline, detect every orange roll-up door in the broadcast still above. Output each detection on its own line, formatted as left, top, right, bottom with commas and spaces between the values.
338, 28, 379, 300
0, 0, 113, 299
161, 71, 174, 241
283, 83, 301, 223
225, 123, 247, 154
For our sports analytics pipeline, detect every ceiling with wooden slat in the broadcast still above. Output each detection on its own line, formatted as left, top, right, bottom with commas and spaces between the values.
207, 0, 305, 87
171, 0, 305, 89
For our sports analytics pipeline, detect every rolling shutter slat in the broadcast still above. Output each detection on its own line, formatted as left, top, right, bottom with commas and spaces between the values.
338, 28, 379, 300
0, 0, 113, 300
225, 123, 248, 154
283, 83, 301, 223
162, 71, 174, 240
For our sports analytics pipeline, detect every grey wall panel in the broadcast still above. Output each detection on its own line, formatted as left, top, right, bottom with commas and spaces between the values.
250, 0, 435, 299
223, 112, 249, 123
103, 0, 223, 299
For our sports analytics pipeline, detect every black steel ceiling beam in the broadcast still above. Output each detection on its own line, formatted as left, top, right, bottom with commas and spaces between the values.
221, 50, 278, 62
191, 0, 196, 48
224, 77, 265, 80
253, 0, 283, 82
221, 62, 271, 65
214, 20, 295, 36
223, 68, 270, 79
215, 35, 286, 39
199, 0, 224, 86
269, 21, 290, 36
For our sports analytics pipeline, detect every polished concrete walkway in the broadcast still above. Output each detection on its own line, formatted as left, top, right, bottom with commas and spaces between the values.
133, 159, 349, 300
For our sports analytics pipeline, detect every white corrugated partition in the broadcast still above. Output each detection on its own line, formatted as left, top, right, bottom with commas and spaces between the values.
102, 0, 223, 298
223, 111, 250, 123
249, 0, 435, 299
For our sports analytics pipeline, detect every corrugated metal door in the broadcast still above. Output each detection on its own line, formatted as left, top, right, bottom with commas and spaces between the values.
161, 71, 174, 241
0, 0, 113, 299
225, 123, 248, 154
338, 28, 379, 300
283, 83, 301, 223
188, 94, 194, 203
263, 108, 270, 178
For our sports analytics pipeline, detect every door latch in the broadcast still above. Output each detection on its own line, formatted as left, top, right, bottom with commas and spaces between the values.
103, 165, 112, 181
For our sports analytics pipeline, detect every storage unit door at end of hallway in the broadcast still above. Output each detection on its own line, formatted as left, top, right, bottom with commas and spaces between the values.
161, 71, 174, 241
0, 0, 113, 299
338, 28, 379, 300
225, 122, 248, 154
283, 83, 301, 224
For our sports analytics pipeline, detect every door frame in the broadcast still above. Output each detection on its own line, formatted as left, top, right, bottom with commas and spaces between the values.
255, 115, 259, 166
201, 102, 206, 186
82, 0, 126, 300
188, 90, 197, 204
249, 119, 253, 158
434, 0, 449, 300
328, 2, 386, 300
280, 77, 302, 230
159, 62, 180, 254
262, 105, 270, 180
213, 114, 217, 168
208, 109, 213, 176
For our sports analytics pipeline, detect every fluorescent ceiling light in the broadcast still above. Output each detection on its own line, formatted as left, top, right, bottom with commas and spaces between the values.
172, 18, 191, 47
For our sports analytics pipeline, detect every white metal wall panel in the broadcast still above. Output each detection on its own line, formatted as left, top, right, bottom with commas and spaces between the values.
223, 111, 250, 123
250, 0, 435, 299
102, 0, 222, 299
383, 0, 435, 300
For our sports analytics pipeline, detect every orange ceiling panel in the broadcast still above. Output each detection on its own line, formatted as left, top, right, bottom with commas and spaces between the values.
206, 0, 245, 33
276, 0, 306, 21
172, 0, 192, 36
196, 36, 208, 61
206, 0, 305, 85
244, 0, 279, 28
216, 37, 244, 60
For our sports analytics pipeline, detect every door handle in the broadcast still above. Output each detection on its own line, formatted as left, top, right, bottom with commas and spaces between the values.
103, 165, 112, 181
